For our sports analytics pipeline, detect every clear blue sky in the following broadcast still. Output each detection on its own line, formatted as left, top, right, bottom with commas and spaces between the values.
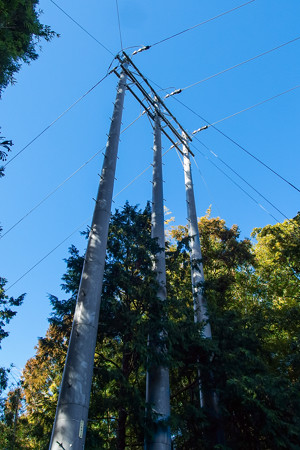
1, 0, 299, 387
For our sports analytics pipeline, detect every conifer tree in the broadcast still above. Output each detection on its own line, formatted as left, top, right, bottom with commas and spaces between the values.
0, 0, 57, 96
9, 206, 300, 449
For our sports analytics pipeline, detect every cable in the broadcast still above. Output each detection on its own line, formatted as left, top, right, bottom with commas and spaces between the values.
1, 113, 144, 240
174, 36, 300, 94
49, 0, 114, 56
190, 142, 280, 222
6, 219, 90, 292
115, 0, 123, 50
150, 0, 256, 47
194, 136, 288, 220
0, 147, 105, 239
5, 144, 176, 290
145, 73, 300, 194
4, 73, 111, 167
191, 157, 222, 218
206, 84, 300, 128
171, 95, 300, 194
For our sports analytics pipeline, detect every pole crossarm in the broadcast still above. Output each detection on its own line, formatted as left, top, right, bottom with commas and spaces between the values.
122, 51, 192, 142
114, 53, 194, 157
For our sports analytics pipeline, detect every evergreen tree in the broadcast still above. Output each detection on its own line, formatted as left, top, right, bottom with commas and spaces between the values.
0, 0, 57, 96
10, 206, 300, 449
0, 128, 13, 178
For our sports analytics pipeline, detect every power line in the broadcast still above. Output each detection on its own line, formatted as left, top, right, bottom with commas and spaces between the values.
5, 219, 90, 292
4, 73, 111, 167
49, 0, 115, 56
193, 84, 300, 130
146, 74, 300, 194
150, 0, 256, 48
194, 136, 288, 220
171, 96, 300, 194
115, 0, 123, 50
191, 157, 222, 218
190, 142, 280, 222
165, 36, 300, 96
1, 114, 144, 240
0, 148, 105, 239
5, 145, 176, 291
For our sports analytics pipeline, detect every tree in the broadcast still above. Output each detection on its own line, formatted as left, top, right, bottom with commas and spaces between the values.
0, 0, 57, 96
0, 279, 25, 448
0, 278, 25, 394
0, 128, 13, 177
10, 207, 300, 449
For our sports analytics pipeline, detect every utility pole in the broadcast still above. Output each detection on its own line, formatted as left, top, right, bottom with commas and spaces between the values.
145, 106, 171, 450
49, 65, 128, 450
182, 133, 224, 445
182, 133, 211, 339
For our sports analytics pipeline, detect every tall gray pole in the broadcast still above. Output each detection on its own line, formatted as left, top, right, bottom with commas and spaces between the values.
182, 134, 223, 444
182, 133, 212, 339
49, 66, 127, 450
145, 107, 171, 450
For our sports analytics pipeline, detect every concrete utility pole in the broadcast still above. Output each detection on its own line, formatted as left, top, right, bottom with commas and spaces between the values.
182, 133, 212, 339
145, 107, 171, 450
182, 134, 224, 445
49, 66, 128, 450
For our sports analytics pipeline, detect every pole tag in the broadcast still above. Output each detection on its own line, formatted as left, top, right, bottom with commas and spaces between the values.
79, 420, 84, 438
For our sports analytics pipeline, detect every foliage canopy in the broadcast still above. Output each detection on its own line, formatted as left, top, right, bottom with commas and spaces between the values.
0, 0, 57, 96
1, 205, 299, 449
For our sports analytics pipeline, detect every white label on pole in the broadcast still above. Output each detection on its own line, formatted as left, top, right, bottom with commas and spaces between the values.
79, 420, 84, 438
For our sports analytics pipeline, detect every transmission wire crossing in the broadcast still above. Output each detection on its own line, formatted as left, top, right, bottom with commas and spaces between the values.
113, 52, 192, 159
191, 142, 280, 222
193, 137, 288, 220
169, 95, 300, 194
143, 68, 300, 194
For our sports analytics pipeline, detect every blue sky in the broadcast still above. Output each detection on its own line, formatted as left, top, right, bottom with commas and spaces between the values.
1, 0, 299, 386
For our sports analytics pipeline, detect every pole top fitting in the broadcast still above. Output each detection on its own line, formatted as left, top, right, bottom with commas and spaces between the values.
192, 125, 209, 135
164, 89, 182, 99
132, 45, 151, 56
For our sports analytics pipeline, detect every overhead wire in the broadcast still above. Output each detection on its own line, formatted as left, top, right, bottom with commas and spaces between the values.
165, 36, 300, 96
173, 127, 284, 220
171, 95, 300, 194
49, 0, 115, 56
119, 71, 294, 219
150, 0, 256, 48
193, 136, 289, 220
5, 145, 175, 291
4, 73, 111, 167
203, 84, 300, 129
115, 0, 123, 50
191, 157, 222, 218
1, 113, 145, 240
190, 142, 280, 222
5, 218, 90, 292
142, 57, 300, 194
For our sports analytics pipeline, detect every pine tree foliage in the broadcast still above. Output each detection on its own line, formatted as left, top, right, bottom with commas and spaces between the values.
0, 0, 58, 96
0, 278, 25, 392
0, 128, 13, 178
3, 205, 299, 449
